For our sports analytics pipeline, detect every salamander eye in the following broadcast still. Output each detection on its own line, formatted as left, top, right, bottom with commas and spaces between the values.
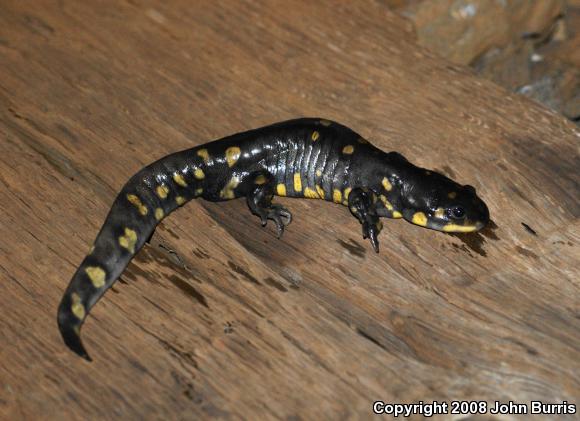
450, 206, 466, 219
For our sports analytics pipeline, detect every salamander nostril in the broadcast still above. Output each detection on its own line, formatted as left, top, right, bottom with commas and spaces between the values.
482, 204, 490, 222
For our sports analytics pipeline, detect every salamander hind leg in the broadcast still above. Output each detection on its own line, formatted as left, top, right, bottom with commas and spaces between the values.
245, 171, 292, 238
348, 188, 383, 253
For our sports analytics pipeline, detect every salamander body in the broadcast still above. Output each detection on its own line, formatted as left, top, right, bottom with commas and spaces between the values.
57, 118, 489, 360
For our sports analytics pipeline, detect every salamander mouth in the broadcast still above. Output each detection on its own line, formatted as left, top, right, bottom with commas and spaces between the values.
404, 209, 487, 233
440, 220, 486, 232
428, 203, 489, 233
432, 217, 488, 233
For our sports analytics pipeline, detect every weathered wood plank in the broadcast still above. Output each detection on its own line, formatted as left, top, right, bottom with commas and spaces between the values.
0, 1, 578, 420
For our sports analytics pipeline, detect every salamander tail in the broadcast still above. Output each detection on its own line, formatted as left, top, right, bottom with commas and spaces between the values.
57, 299, 92, 361
56, 192, 162, 359
57, 149, 205, 359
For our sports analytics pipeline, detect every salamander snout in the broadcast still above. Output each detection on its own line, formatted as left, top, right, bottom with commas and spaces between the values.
403, 179, 490, 233
434, 184, 489, 232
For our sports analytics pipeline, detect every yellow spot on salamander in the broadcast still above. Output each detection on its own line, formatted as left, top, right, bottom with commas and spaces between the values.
319, 119, 332, 126
304, 187, 319, 199
197, 148, 210, 163
333, 189, 342, 203
293, 173, 302, 192
71, 293, 85, 320
89, 245, 95, 254
344, 187, 352, 200
380, 195, 394, 211
442, 224, 478, 233
448, 191, 457, 199
85, 266, 106, 288
225, 146, 241, 167
119, 228, 138, 254
254, 174, 267, 185
392, 211, 403, 219
412, 212, 428, 226
194, 168, 205, 180
220, 177, 240, 199
311, 131, 320, 141
156, 185, 169, 199
382, 177, 392, 191
434, 207, 446, 219
342, 145, 354, 154
126, 194, 148, 216
173, 174, 188, 187
316, 185, 324, 198
195, 188, 203, 196
277, 184, 286, 196
176, 196, 186, 205
315, 169, 322, 177
155, 208, 164, 221
343, 188, 352, 204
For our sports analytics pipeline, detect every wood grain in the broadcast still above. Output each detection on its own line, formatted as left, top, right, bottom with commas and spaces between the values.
0, 1, 578, 420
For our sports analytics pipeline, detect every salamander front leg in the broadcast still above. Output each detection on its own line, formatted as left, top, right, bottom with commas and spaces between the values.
246, 171, 292, 238
348, 188, 383, 253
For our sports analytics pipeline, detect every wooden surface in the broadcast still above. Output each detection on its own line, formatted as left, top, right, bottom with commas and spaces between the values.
1, 1, 579, 420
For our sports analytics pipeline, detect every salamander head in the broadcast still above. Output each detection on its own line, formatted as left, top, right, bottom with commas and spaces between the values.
399, 170, 489, 233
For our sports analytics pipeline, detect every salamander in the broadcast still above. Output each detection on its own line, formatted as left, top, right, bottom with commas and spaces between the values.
57, 118, 490, 360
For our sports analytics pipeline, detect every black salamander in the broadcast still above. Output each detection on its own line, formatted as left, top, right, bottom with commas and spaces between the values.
57, 118, 490, 360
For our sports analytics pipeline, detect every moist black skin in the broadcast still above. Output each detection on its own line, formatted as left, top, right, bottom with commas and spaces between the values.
57, 118, 490, 360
